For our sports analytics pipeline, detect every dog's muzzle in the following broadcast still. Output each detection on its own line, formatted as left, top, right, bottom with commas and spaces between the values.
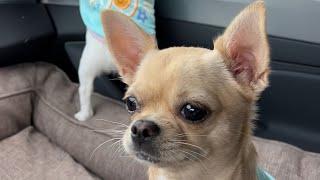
130, 120, 161, 162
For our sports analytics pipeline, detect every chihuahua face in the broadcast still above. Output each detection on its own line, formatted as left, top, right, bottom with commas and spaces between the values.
102, 1, 269, 179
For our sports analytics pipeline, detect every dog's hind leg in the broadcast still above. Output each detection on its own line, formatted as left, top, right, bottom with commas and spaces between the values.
75, 65, 95, 121
75, 31, 116, 121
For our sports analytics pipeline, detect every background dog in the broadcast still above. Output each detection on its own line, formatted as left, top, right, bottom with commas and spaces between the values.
75, 0, 156, 121
101, 1, 274, 180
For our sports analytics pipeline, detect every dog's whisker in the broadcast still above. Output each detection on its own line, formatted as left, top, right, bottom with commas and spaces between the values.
108, 141, 119, 160
95, 127, 127, 131
181, 148, 209, 161
167, 149, 180, 167
115, 141, 124, 153
178, 149, 209, 174
177, 149, 197, 164
108, 77, 122, 81
170, 150, 181, 164
119, 147, 130, 158
110, 140, 123, 160
168, 150, 189, 178
90, 138, 122, 160
91, 129, 125, 135
96, 130, 125, 134
168, 139, 190, 142
116, 144, 126, 158
174, 133, 207, 137
111, 140, 129, 160
188, 151, 208, 173
94, 119, 129, 127
168, 141, 206, 154
118, 149, 129, 159
168, 141, 209, 162
120, 155, 131, 158
90, 132, 124, 139
110, 139, 122, 149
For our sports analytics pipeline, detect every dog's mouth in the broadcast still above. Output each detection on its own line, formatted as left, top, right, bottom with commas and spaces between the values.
125, 139, 161, 164
133, 148, 198, 167
135, 151, 160, 163
123, 129, 206, 166
124, 136, 203, 165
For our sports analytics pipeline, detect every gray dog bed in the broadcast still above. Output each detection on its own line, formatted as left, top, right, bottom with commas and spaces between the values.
0, 63, 319, 179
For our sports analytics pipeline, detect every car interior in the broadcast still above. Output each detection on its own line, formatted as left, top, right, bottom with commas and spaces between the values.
0, 0, 319, 179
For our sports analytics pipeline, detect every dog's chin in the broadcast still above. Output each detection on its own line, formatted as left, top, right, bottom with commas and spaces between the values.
125, 146, 177, 167
130, 148, 191, 168
124, 143, 193, 168
134, 151, 160, 164
123, 141, 161, 164
123, 136, 199, 167
133, 151, 181, 168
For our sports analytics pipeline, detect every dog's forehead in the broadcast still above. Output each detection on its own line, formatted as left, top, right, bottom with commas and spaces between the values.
133, 48, 208, 86
129, 48, 227, 98
138, 47, 221, 78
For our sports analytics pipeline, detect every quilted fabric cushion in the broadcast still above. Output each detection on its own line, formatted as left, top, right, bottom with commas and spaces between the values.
0, 127, 99, 180
0, 63, 319, 180
254, 137, 320, 180
0, 63, 147, 180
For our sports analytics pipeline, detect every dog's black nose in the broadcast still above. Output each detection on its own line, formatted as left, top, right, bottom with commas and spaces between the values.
131, 120, 160, 142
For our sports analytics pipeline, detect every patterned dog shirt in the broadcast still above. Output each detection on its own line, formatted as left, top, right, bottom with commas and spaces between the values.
80, 0, 155, 37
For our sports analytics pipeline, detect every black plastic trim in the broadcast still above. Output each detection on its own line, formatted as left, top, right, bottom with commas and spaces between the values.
156, 17, 320, 68
0, 0, 36, 4
0, 4, 55, 66
46, 5, 85, 41
257, 70, 320, 152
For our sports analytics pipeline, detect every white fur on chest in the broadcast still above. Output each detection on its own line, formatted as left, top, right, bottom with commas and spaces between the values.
156, 175, 168, 180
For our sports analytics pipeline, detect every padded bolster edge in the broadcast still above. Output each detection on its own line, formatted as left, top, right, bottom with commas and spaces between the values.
0, 64, 35, 140
29, 62, 147, 180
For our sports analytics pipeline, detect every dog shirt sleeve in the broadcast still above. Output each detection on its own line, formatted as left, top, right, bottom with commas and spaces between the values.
257, 167, 275, 180
80, 0, 156, 37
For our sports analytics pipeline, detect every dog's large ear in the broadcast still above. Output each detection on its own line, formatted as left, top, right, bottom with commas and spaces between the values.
214, 1, 270, 94
101, 10, 157, 84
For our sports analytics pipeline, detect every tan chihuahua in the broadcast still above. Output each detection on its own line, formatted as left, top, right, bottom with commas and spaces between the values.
101, 1, 271, 180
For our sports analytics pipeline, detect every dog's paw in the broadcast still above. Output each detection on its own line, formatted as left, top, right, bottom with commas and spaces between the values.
74, 110, 93, 121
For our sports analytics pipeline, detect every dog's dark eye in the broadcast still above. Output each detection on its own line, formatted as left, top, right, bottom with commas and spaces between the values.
125, 96, 139, 113
180, 103, 208, 122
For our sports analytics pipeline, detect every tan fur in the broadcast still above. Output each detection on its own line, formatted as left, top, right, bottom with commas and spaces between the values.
214, 0, 270, 96
102, 1, 269, 180
101, 10, 157, 84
